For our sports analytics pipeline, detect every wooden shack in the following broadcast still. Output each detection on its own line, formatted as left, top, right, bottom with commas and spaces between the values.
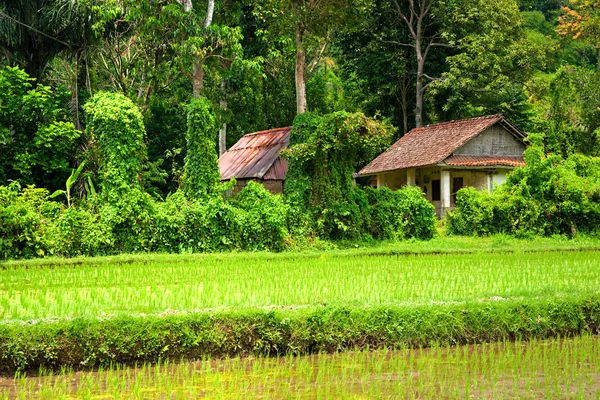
218, 127, 291, 194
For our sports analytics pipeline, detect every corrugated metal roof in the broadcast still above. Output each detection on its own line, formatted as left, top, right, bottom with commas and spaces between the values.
443, 155, 525, 167
263, 156, 288, 180
360, 115, 525, 176
219, 127, 291, 181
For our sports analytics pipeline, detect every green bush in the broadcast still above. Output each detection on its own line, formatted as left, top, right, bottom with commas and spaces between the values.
284, 111, 395, 240
230, 181, 290, 251
448, 135, 600, 236
53, 207, 113, 257
0, 182, 56, 259
181, 98, 220, 201
362, 186, 437, 240
84, 92, 146, 198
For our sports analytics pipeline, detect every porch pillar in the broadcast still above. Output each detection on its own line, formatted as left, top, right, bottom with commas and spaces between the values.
406, 168, 416, 186
441, 170, 451, 216
376, 174, 384, 188
486, 173, 493, 193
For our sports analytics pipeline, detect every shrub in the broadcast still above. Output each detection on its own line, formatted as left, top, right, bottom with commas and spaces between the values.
362, 186, 437, 240
181, 98, 220, 201
448, 135, 600, 236
284, 111, 395, 240
0, 182, 56, 259
230, 181, 290, 251
84, 92, 146, 198
53, 207, 113, 257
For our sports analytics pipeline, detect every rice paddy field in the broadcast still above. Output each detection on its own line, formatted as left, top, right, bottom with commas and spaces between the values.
1, 237, 600, 398
1, 250, 600, 322
2, 336, 600, 399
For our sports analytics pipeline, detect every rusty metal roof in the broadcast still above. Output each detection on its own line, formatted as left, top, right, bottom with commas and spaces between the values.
359, 115, 526, 176
263, 156, 288, 180
219, 127, 291, 181
443, 155, 525, 168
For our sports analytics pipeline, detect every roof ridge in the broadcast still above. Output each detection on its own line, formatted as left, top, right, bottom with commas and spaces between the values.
244, 126, 292, 137
417, 114, 503, 130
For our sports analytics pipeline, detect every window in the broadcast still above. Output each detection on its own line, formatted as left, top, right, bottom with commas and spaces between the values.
432, 179, 441, 201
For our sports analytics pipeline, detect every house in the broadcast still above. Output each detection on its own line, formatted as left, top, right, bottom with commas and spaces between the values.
218, 127, 291, 194
359, 115, 527, 216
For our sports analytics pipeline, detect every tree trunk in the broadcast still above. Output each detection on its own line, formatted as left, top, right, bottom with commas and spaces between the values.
204, 0, 214, 28
178, 0, 214, 98
192, 63, 204, 98
219, 79, 227, 156
295, 28, 307, 114
400, 75, 409, 135
415, 59, 424, 128
415, 25, 424, 128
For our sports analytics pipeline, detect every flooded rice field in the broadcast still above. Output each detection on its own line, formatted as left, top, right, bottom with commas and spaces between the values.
2, 335, 599, 399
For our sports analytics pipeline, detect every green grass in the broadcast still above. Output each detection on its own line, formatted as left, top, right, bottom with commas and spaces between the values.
1, 249, 599, 322
2, 335, 599, 399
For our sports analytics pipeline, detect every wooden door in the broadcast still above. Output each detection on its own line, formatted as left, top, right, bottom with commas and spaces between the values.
452, 177, 463, 204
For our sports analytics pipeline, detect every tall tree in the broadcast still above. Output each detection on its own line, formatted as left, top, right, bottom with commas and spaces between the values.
558, 0, 600, 68
256, 0, 372, 114
390, 0, 450, 127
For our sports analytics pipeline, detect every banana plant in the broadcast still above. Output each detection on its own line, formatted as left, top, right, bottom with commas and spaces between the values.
49, 161, 86, 207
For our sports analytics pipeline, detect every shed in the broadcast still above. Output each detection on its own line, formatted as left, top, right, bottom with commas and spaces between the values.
218, 127, 291, 194
359, 114, 527, 216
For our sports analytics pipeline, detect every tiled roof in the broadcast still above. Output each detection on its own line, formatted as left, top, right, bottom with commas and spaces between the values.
444, 155, 525, 167
359, 115, 525, 175
219, 127, 291, 181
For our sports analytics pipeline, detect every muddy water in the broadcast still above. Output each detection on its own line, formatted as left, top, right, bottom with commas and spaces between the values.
1, 336, 600, 399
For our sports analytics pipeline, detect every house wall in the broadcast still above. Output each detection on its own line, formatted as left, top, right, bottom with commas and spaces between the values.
376, 170, 407, 189
454, 124, 525, 156
376, 167, 509, 216
492, 169, 510, 187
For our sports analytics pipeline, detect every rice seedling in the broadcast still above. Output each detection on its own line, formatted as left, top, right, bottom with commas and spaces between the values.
1, 251, 599, 322
2, 335, 598, 399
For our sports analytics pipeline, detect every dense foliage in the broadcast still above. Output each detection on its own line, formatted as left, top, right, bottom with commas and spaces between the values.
85, 92, 146, 197
1, 0, 600, 258
0, 67, 80, 192
448, 135, 600, 236
181, 98, 220, 200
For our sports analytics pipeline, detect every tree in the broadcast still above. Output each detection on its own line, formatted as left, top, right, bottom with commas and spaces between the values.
256, 0, 372, 114
0, 66, 80, 190
0, 0, 98, 83
558, 0, 600, 66
387, 0, 533, 127
84, 92, 146, 197
390, 0, 451, 127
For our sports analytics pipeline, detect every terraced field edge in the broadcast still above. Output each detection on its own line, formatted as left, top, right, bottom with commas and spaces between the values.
1, 294, 599, 374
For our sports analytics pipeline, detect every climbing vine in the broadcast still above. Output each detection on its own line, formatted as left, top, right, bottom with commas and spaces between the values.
182, 97, 220, 200
284, 111, 395, 238
84, 92, 146, 197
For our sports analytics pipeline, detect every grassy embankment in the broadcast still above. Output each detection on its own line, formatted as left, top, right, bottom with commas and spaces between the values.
1, 235, 599, 373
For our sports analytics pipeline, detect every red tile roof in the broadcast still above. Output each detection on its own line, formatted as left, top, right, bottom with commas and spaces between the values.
444, 155, 525, 167
219, 127, 291, 181
359, 115, 525, 175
